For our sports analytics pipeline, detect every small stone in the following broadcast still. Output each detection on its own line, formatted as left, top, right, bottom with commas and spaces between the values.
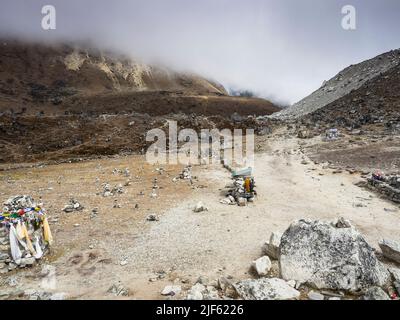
50, 292, 67, 300
363, 287, 390, 300
161, 285, 181, 296
287, 280, 296, 288
186, 283, 205, 300
196, 276, 209, 285
146, 214, 159, 222
308, 291, 325, 300
389, 268, 400, 282
62, 205, 74, 213
235, 278, 300, 300
22, 257, 36, 266
218, 277, 238, 298
379, 239, 400, 264
263, 232, 282, 260
120, 260, 128, 266
193, 202, 208, 213
252, 256, 271, 276
237, 198, 247, 207
107, 282, 129, 296
394, 281, 400, 296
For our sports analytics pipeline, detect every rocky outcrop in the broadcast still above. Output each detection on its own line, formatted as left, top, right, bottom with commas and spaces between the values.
279, 218, 390, 292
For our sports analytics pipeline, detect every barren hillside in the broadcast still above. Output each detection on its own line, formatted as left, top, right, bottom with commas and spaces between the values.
0, 40, 279, 163
272, 49, 400, 120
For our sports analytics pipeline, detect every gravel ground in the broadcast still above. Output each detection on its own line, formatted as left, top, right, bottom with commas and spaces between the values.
0, 136, 399, 299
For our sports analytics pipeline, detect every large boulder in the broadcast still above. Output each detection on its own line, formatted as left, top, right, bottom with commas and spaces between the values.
234, 278, 300, 300
279, 218, 390, 292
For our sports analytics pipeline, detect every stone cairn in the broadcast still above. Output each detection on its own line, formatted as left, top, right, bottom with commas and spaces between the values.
0, 195, 52, 274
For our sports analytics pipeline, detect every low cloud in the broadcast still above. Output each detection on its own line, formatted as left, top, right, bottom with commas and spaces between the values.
1, 0, 399, 104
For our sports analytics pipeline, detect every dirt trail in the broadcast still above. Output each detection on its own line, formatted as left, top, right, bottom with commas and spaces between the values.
116, 137, 400, 295
1, 137, 399, 299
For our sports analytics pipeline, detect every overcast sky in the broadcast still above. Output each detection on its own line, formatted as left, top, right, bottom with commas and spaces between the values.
0, 0, 399, 104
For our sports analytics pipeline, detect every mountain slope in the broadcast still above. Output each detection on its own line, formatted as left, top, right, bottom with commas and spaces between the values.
304, 62, 400, 130
0, 39, 226, 107
0, 40, 279, 163
0, 40, 279, 117
272, 49, 400, 120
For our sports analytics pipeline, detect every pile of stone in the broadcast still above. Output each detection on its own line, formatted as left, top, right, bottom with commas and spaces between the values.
112, 168, 130, 177
220, 176, 256, 206
101, 183, 124, 197
62, 199, 84, 213
0, 196, 52, 274
367, 172, 400, 203
184, 217, 400, 300
254, 218, 399, 300
173, 166, 193, 182
323, 128, 339, 141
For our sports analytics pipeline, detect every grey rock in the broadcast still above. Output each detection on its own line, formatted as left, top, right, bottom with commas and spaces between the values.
20, 257, 36, 266
187, 283, 205, 300
107, 282, 129, 296
389, 268, 400, 282
218, 277, 238, 299
379, 239, 400, 264
237, 198, 247, 207
363, 287, 390, 300
146, 214, 159, 222
50, 292, 67, 300
234, 278, 300, 300
4, 195, 36, 211
203, 285, 220, 300
196, 276, 209, 285
263, 232, 282, 260
193, 202, 208, 213
308, 291, 325, 300
394, 281, 400, 296
279, 218, 390, 292
161, 285, 181, 296
0, 252, 9, 260
252, 256, 272, 276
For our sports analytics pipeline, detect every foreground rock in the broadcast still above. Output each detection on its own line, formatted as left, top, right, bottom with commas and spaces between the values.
379, 239, 400, 265
279, 218, 390, 292
161, 285, 181, 296
252, 256, 272, 276
263, 232, 282, 260
186, 283, 219, 300
363, 287, 390, 300
193, 202, 208, 213
234, 278, 300, 300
